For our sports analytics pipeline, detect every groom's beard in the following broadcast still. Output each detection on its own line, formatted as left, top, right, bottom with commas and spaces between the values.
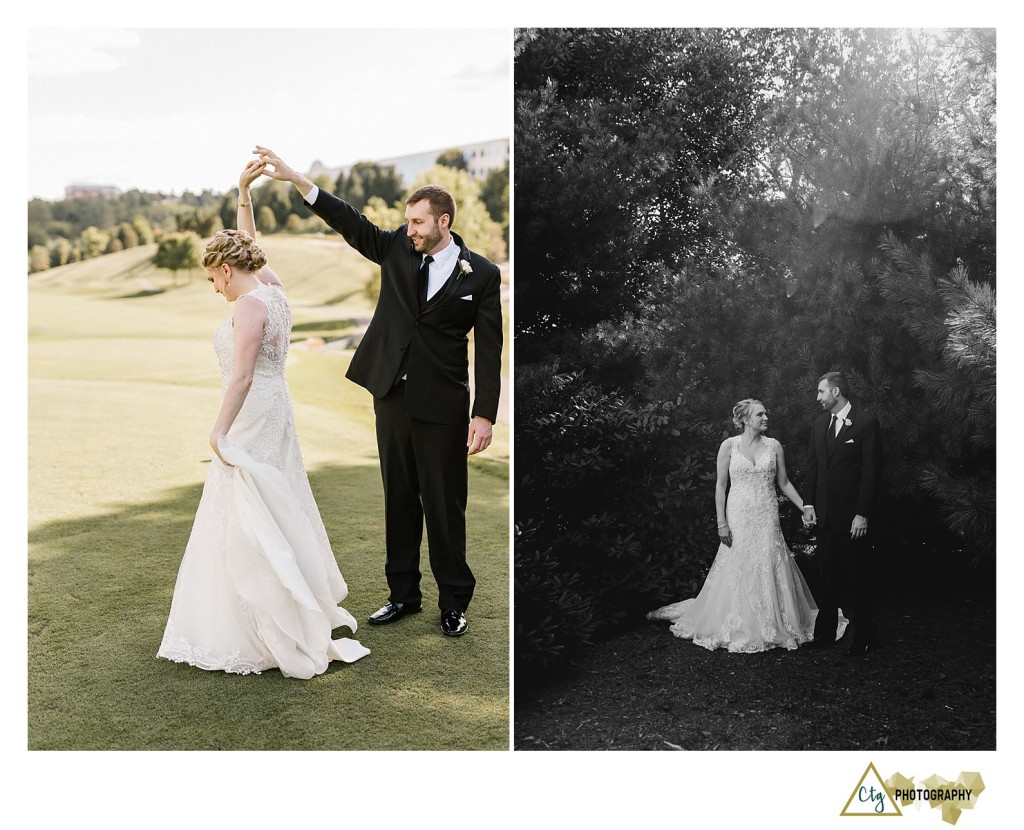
411, 225, 443, 254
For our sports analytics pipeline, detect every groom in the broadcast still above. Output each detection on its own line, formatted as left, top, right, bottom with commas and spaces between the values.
254, 146, 503, 638
803, 371, 883, 656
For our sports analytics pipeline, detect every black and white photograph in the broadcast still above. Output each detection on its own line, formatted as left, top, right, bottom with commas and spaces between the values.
514, 27, 996, 752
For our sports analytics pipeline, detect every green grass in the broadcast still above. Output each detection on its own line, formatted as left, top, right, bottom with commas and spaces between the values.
27, 238, 509, 750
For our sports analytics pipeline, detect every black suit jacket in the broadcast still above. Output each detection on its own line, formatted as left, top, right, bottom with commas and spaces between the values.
306, 189, 503, 426
804, 405, 882, 531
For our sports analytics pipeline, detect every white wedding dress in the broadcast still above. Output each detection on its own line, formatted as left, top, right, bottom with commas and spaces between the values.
158, 283, 369, 678
649, 436, 841, 652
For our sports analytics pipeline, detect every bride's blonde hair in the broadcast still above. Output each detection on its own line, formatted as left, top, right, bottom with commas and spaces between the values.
732, 398, 764, 431
202, 229, 267, 272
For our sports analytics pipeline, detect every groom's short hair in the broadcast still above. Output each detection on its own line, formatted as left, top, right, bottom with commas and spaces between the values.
407, 185, 457, 229
819, 371, 851, 399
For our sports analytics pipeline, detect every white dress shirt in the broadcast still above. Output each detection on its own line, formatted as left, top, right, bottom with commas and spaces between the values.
831, 401, 852, 436
422, 236, 459, 300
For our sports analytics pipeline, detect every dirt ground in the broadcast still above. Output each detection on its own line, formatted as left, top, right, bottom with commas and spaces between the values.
514, 593, 995, 751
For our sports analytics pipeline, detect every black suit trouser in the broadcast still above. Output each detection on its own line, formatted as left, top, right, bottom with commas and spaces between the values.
373, 382, 475, 611
813, 516, 877, 647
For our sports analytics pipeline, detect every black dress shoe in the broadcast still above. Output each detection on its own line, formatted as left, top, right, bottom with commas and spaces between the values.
441, 609, 468, 637
805, 637, 833, 650
368, 601, 422, 625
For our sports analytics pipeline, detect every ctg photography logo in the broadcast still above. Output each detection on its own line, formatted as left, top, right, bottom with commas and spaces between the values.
842, 763, 903, 816
841, 764, 985, 825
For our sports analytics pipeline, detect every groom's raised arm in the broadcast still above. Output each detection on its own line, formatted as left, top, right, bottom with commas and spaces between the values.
255, 145, 397, 264
305, 189, 399, 265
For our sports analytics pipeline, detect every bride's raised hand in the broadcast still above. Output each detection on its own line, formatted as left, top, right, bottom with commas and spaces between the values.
239, 158, 265, 191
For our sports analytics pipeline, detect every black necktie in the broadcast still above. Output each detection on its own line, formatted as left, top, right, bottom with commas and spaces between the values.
417, 255, 433, 310
827, 414, 838, 447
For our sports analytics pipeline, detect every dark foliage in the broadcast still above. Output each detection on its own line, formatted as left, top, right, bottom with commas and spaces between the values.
515, 367, 721, 679
514, 28, 785, 347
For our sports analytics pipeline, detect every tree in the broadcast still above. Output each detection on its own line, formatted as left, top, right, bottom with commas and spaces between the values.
78, 226, 110, 260
218, 193, 236, 233
198, 212, 223, 238
28, 245, 50, 273
132, 215, 155, 245
257, 205, 277, 233
250, 179, 296, 228
28, 224, 48, 250
153, 232, 202, 285
514, 28, 782, 347
117, 222, 139, 249
27, 199, 53, 248
363, 165, 507, 263
480, 162, 510, 247
421, 164, 506, 262
878, 235, 995, 563
49, 237, 72, 267
362, 196, 402, 236
436, 148, 468, 171
336, 162, 405, 212
175, 208, 223, 237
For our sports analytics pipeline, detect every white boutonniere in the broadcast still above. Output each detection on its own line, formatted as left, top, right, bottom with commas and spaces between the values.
843, 417, 853, 428
458, 259, 473, 277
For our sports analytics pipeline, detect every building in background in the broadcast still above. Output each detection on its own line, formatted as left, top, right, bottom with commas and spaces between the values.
309, 138, 508, 187
65, 184, 121, 199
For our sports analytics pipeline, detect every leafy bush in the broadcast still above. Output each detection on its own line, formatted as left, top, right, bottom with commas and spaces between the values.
514, 368, 720, 680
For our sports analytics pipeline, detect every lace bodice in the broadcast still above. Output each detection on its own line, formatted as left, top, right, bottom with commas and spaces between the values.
211, 283, 297, 469
213, 284, 291, 384
726, 436, 781, 533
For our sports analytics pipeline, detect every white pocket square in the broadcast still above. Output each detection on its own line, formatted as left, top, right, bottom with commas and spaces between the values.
845, 439, 855, 444
459, 294, 473, 301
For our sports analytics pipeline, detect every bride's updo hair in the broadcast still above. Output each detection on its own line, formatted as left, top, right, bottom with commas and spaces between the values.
732, 398, 764, 431
202, 229, 267, 273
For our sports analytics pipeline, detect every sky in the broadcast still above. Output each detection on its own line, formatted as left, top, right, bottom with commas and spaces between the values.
27, 27, 510, 200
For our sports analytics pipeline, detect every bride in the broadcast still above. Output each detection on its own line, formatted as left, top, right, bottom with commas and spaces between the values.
649, 399, 840, 652
157, 160, 369, 678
